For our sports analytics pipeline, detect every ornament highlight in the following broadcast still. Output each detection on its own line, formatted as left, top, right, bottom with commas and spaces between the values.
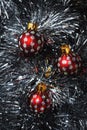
19, 23, 44, 55
57, 44, 81, 75
28, 82, 52, 114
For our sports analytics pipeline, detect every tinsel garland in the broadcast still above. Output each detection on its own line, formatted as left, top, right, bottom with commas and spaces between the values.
0, 0, 87, 130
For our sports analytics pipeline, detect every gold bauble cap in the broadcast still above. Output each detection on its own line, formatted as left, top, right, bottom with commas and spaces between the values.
28, 22, 38, 30
60, 44, 71, 54
37, 82, 47, 93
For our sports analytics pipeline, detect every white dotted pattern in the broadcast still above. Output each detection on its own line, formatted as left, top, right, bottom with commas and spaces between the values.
69, 65, 73, 70
31, 99, 33, 103
34, 105, 37, 108
40, 107, 44, 111
24, 37, 28, 42
58, 63, 60, 67
46, 99, 50, 103
58, 57, 61, 61
31, 36, 35, 40
58, 53, 81, 75
64, 72, 68, 75
23, 43, 27, 48
30, 49, 35, 52
19, 31, 44, 54
42, 95, 45, 99
35, 109, 38, 113
68, 61, 71, 65
25, 33, 30, 36
62, 67, 66, 71
30, 42, 35, 47
35, 98, 40, 103
38, 40, 41, 44
37, 46, 40, 51
42, 101, 45, 105
30, 92, 51, 113
67, 56, 70, 60
62, 60, 67, 64
25, 49, 28, 53
33, 94, 37, 98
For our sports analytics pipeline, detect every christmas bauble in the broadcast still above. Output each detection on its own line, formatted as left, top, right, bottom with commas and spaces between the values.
19, 23, 44, 55
57, 44, 81, 75
28, 83, 51, 113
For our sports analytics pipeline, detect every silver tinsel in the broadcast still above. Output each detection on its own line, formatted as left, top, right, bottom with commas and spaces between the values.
0, 0, 87, 130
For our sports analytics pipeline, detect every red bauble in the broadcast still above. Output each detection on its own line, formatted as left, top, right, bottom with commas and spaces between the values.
19, 30, 44, 55
29, 90, 51, 113
57, 53, 81, 75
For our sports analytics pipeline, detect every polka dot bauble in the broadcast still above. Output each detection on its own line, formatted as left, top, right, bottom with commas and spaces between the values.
19, 23, 44, 55
57, 44, 81, 75
28, 83, 52, 114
